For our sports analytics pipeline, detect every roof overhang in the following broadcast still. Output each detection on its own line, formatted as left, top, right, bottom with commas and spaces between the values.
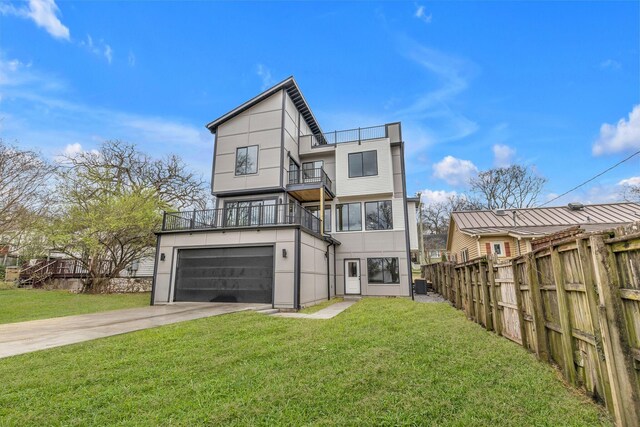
205, 76, 322, 135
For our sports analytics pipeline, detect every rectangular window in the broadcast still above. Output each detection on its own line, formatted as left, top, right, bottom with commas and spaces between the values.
235, 145, 258, 175
367, 258, 400, 284
461, 249, 469, 262
365, 201, 393, 230
336, 203, 361, 231
306, 205, 331, 233
491, 242, 505, 256
348, 150, 378, 178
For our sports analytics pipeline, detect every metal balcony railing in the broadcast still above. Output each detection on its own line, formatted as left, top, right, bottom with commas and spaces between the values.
162, 202, 321, 234
287, 167, 332, 191
304, 124, 387, 147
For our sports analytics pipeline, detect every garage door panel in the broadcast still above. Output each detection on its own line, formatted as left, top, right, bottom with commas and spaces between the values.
174, 246, 273, 304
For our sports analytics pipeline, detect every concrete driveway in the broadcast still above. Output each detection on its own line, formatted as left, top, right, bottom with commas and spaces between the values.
0, 302, 271, 359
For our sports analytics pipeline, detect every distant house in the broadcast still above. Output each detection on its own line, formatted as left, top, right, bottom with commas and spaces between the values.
447, 202, 640, 262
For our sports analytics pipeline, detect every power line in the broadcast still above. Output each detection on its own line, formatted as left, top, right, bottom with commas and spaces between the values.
539, 149, 640, 207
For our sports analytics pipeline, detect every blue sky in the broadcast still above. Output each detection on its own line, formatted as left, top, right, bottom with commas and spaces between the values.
1, 0, 639, 206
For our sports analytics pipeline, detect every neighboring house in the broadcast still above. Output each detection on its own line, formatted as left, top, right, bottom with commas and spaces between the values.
447, 202, 640, 262
151, 76, 419, 309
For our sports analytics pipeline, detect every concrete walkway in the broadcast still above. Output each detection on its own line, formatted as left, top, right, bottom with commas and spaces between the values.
273, 300, 357, 319
0, 302, 270, 359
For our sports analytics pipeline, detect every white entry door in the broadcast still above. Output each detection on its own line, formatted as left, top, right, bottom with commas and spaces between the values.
345, 259, 361, 295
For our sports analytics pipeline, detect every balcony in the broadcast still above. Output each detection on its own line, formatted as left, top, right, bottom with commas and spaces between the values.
162, 202, 322, 234
287, 167, 334, 202
298, 122, 402, 155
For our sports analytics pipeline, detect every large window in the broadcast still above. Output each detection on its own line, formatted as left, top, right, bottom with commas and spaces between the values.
336, 203, 362, 231
235, 145, 258, 175
365, 201, 393, 230
307, 205, 331, 233
225, 199, 276, 226
348, 150, 378, 178
367, 258, 400, 284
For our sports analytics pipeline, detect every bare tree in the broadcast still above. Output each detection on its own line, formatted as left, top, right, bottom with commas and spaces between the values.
420, 194, 483, 235
58, 140, 207, 211
48, 141, 209, 290
470, 165, 546, 209
622, 183, 640, 203
0, 141, 55, 246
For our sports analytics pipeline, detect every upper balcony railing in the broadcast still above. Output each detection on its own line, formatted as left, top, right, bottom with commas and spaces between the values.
305, 124, 387, 147
287, 167, 333, 192
162, 202, 321, 234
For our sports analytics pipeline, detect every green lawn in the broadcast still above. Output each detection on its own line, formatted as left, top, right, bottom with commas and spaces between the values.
0, 289, 150, 324
0, 299, 610, 426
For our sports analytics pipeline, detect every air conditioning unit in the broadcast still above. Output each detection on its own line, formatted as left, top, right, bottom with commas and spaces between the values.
495, 209, 507, 216
568, 203, 584, 211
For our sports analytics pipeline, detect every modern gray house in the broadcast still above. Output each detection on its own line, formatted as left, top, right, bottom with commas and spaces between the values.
151, 77, 419, 309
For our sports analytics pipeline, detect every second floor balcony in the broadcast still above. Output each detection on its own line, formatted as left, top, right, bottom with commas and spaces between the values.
162, 202, 322, 235
287, 167, 334, 202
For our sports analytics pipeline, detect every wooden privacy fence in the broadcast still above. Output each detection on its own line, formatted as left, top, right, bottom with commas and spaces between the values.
423, 226, 640, 427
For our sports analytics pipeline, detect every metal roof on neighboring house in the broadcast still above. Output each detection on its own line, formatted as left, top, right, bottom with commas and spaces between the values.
205, 76, 322, 135
451, 202, 640, 237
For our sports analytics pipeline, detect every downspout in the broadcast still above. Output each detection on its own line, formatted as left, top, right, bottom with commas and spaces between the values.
326, 241, 333, 300
333, 243, 337, 296
294, 228, 301, 310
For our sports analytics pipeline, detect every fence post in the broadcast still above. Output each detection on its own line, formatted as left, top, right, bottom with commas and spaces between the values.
465, 265, 474, 320
526, 252, 549, 362
575, 238, 614, 414
487, 258, 502, 336
549, 246, 577, 386
480, 261, 493, 331
454, 265, 462, 309
511, 259, 528, 349
590, 234, 640, 426
473, 264, 481, 323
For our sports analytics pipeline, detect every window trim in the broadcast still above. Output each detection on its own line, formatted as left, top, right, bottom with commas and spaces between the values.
235, 145, 259, 176
491, 241, 505, 257
364, 200, 393, 230
336, 202, 362, 232
367, 257, 400, 284
348, 150, 378, 178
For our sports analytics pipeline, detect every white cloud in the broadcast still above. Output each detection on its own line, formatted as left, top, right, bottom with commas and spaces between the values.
600, 59, 621, 70
593, 105, 640, 155
79, 35, 113, 63
492, 144, 516, 167
414, 5, 432, 23
104, 45, 113, 64
128, 51, 136, 67
419, 189, 458, 205
63, 142, 82, 156
256, 64, 274, 90
432, 155, 478, 186
0, 0, 70, 40
618, 176, 640, 186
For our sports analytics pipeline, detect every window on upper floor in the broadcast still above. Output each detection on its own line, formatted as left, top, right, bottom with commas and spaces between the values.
365, 201, 393, 230
348, 150, 377, 178
367, 257, 400, 284
302, 160, 324, 182
336, 203, 362, 231
235, 145, 258, 175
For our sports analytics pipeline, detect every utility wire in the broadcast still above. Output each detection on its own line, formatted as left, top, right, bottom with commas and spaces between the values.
539, 149, 640, 207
